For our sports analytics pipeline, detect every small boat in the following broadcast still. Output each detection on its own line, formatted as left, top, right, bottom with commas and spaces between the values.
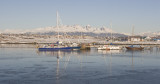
97, 44, 123, 50
125, 45, 144, 50
97, 45, 108, 50
106, 45, 123, 50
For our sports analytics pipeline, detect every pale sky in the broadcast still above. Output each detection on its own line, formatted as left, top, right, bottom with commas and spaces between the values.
0, 0, 160, 33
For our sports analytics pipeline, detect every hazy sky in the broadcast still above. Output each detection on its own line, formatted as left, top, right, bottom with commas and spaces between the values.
0, 0, 160, 33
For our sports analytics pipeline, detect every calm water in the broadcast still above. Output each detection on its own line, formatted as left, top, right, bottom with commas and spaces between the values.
0, 44, 160, 84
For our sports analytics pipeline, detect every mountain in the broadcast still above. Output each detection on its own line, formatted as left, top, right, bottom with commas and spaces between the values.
28, 25, 115, 33
139, 31, 160, 36
0, 25, 127, 37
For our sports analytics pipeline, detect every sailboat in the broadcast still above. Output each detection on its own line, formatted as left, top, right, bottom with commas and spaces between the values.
38, 11, 81, 51
125, 45, 144, 50
125, 25, 144, 50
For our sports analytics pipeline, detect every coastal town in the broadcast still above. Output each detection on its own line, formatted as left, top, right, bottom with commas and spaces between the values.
0, 33, 160, 44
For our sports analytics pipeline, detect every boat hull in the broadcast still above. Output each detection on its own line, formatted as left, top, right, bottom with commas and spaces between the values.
38, 46, 81, 51
126, 47, 144, 50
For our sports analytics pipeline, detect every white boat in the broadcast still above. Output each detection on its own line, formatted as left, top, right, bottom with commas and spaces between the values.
107, 45, 123, 50
97, 45, 123, 50
97, 45, 108, 50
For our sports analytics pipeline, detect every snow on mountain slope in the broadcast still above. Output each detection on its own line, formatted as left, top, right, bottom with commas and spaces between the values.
139, 31, 160, 36
0, 25, 115, 34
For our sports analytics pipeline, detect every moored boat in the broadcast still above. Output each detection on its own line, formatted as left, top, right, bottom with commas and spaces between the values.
97, 45, 108, 50
125, 45, 144, 50
97, 44, 123, 50
106, 45, 123, 50
39, 46, 80, 51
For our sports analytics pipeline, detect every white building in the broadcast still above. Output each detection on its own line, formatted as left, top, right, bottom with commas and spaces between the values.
128, 36, 142, 42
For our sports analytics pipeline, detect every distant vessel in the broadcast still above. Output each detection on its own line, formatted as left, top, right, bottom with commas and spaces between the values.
126, 45, 144, 50
97, 45, 108, 50
97, 44, 123, 50
38, 11, 81, 51
106, 45, 123, 50
38, 46, 81, 51
125, 25, 144, 50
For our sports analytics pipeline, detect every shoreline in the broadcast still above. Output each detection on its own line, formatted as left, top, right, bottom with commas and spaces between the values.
0, 42, 160, 45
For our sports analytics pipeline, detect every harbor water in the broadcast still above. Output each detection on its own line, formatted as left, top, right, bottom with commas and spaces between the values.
0, 44, 160, 84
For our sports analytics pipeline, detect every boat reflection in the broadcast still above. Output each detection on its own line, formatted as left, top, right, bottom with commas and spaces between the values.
36, 50, 93, 57
35, 48, 158, 82
36, 50, 93, 83
124, 50, 146, 69
97, 49, 125, 55
37, 50, 72, 57
56, 51, 60, 81
37, 50, 74, 83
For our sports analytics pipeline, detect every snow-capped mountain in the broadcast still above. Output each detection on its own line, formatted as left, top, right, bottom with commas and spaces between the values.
139, 31, 160, 36
0, 25, 114, 34
0, 25, 127, 37
29, 25, 115, 34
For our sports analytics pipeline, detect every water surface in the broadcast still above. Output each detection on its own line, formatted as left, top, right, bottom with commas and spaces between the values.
0, 44, 160, 84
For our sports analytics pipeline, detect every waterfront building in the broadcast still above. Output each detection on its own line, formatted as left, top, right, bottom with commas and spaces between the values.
128, 36, 143, 42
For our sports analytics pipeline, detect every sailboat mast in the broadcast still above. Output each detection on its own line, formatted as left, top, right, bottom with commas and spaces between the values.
57, 11, 59, 41
110, 23, 113, 42
131, 25, 134, 45
132, 25, 134, 37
